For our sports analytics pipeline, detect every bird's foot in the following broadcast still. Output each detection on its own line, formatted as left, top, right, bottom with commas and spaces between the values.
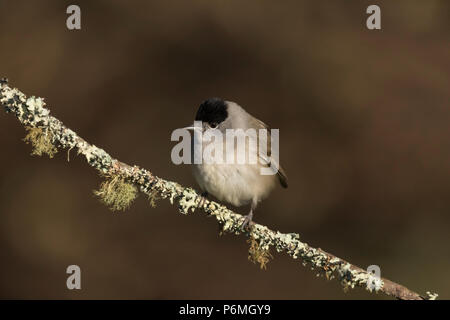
241, 211, 254, 231
197, 192, 208, 209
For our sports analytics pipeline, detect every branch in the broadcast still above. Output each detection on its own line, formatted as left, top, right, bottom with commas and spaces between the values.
0, 78, 437, 300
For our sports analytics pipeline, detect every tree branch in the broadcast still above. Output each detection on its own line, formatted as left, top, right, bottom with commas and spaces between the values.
0, 78, 437, 300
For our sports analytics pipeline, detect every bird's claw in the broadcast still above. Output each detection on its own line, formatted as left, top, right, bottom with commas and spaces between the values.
241, 212, 254, 231
197, 192, 208, 209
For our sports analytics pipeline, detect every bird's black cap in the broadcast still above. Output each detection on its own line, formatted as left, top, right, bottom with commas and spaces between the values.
195, 98, 228, 126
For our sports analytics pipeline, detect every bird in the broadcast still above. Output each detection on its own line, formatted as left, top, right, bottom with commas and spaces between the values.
185, 97, 287, 228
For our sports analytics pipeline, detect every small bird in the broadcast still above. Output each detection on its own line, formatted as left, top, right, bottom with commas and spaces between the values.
186, 98, 287, 228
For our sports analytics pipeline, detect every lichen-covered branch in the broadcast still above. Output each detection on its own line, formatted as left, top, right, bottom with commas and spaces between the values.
0, 78, 437, 300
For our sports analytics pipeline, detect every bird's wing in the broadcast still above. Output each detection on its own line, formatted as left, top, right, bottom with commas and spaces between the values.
249, 117, 288, 188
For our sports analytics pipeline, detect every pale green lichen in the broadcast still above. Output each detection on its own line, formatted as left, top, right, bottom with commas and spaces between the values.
426, 291, 439, 300
78, 141, 112, 173
336, 263, 383, 293
248, 237, 273, 270
178, 188, 198, 214
94, 175, 138, 211
153, 180, 181, 205
366, 273, 384, 293
26, 96, 46, 114
23, 126, 58, 158
147, 190, 160, 208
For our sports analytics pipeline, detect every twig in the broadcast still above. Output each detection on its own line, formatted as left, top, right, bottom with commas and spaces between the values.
0, 78, 436, 300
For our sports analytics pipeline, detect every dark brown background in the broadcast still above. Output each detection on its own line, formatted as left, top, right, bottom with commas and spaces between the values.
0, 0, 449, 299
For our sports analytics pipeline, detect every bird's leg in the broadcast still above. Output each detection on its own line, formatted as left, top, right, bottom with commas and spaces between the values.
197, 191, 209, 209
242, 198, 258, 230
241, 209, 253, 230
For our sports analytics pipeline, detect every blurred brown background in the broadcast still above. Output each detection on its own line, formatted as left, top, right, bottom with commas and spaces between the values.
0, 0, 449, 299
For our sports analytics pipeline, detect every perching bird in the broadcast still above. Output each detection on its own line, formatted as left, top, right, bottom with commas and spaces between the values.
186, 98, 287, 228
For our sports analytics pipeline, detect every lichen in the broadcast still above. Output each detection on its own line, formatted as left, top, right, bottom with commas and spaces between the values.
426, 291, 439, 300
335, 263, 383, 293
178, 188, 198, 214
78, 142, 112, 173
23, 126, 58, 158
147, 190, 160, 208
94, 175, 138, 211
366, 272, 383, 293
248, 237, 273, 270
